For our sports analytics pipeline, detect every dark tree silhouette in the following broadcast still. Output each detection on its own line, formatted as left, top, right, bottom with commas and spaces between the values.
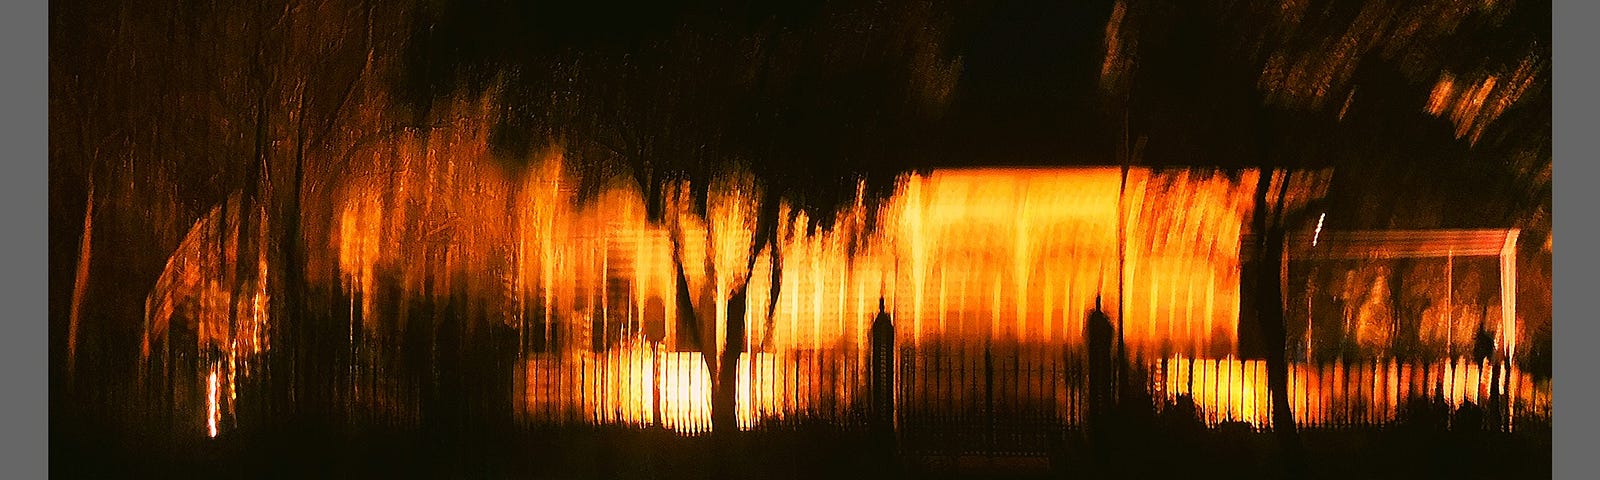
1103, 0, 1548, 474
401, 0, 961, 442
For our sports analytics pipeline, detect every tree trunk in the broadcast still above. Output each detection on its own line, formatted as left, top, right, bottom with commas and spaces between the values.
232, 61, 268, 426
1388, 259, 1411, 359
1252, 173, 1306, 475
1259, 226, 1305, 468
666, 233, 737, 477
711, 356, 741, 432
68, 179, 94, 383
286, 83, 312, 425
711, 285, 749, 435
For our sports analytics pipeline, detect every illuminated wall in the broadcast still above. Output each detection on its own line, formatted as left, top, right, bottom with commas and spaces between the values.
882, 168, 1258, 356
143, 125, 1275, 433
143, 134, 1549, 434
152, 99, 1502, 434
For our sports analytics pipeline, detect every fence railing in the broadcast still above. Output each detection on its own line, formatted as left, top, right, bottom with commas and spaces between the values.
516, 343, 873, 434
512, 341, 1551, 439
1146, 355, 1552, 430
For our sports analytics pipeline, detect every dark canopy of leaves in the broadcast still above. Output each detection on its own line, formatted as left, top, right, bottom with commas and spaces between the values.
396, 0, 965, 232
1112, 0, 1549, 233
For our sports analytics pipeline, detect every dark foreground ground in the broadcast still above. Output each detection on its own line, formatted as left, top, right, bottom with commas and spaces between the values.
54, 415, 1550, 480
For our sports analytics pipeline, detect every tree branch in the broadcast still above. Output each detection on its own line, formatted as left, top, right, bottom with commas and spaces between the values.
310, 0, 374, 149
667, 223, 713, 375
757, 223, 783, 353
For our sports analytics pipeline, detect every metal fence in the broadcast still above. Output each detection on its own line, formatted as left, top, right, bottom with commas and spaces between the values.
895, 342, 1083, 456
1145, 355, 1552, 430
516, 343, 874, 434
511, 342, 1553, 436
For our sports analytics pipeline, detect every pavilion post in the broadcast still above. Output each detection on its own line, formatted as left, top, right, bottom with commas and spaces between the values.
1498, 230, 1519, 429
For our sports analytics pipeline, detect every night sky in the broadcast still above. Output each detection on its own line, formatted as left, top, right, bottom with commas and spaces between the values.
388, 0, 1549, 215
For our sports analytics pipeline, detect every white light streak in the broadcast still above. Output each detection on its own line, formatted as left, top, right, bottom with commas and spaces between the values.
1312, 212, 1326, 247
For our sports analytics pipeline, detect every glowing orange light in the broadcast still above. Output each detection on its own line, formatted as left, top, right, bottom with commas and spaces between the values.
207, 367, 219, 438
128, 83, 1546, 439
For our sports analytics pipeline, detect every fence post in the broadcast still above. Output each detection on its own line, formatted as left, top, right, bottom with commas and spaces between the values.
871, 299, 895, 434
